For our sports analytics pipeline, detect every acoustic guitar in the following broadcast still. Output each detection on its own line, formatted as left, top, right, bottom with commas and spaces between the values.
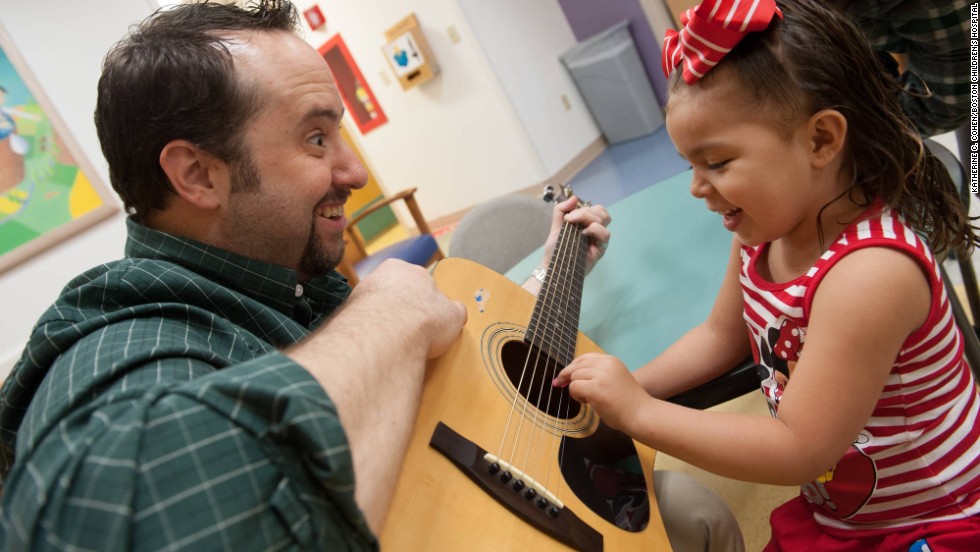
380, 188, 671, 551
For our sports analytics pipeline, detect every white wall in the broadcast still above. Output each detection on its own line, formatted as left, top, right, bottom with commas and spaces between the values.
456, 0, 599, 176
307, 0, 598, 219
0, 0, 158, 379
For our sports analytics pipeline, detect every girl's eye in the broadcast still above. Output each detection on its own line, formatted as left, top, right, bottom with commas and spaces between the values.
707, 160, 730, 170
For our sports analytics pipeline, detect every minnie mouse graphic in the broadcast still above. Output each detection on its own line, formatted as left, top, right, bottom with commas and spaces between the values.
757, 316, 877, 518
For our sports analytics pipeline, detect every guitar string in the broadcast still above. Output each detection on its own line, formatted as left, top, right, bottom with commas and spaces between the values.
519, 218, 578, 483
495, 332, 539, 462
496, 212, 576, 492
493, 213, 570, 465
493, 198, 590, 510
508, 323, 549, 464
543, 222, 585, 504
538, 233, 569, 502
509, 216, 573, 475
554, 229, 588, 504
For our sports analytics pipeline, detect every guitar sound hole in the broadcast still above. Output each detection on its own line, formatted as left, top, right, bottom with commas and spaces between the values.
500, 340, 581, 419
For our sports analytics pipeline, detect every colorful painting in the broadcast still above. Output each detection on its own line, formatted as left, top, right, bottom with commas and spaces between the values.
0, 28, 115, 274
319, 34, 388, 135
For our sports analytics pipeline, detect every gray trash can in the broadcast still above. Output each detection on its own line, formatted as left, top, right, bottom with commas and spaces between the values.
560, 20, 664, 144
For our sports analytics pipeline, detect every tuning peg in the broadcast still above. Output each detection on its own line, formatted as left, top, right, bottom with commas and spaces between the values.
542, 185, 556, 203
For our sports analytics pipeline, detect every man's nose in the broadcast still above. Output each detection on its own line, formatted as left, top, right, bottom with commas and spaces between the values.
334, 144, 368, 191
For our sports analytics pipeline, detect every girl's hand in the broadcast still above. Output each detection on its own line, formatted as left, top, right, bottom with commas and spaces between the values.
553, 353, 647, 432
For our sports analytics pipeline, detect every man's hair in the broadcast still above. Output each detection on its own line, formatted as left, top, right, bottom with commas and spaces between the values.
672, 0, 976, 256
94, 0, 299, 220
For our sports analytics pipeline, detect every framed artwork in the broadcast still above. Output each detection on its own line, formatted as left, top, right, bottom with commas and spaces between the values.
0, 26, 116, 274
318, 34, 388, 135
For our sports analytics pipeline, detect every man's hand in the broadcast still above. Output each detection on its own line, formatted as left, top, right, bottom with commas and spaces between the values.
291, 259, 465, 533
351, 259, 466, 359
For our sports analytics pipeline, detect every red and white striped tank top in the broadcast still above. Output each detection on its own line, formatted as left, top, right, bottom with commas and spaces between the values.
740, 204, 980, 531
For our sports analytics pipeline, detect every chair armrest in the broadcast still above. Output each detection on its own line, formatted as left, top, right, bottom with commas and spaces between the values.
348, 187, 418, 227
346, 188, 419, 258
666, 355, 760, 410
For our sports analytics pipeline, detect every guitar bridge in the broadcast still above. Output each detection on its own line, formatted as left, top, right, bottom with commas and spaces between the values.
429, 422, 602, 552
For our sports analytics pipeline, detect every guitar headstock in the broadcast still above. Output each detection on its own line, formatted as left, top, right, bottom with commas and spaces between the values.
542, 184, 590, 208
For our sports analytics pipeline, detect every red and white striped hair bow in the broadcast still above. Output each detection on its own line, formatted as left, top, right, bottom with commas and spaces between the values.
662, 0, 782, 84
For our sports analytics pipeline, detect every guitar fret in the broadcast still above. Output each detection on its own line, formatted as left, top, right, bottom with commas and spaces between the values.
525, 219, 589, 366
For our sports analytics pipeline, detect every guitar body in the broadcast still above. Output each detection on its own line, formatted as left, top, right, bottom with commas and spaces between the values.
380, 258, 671, 551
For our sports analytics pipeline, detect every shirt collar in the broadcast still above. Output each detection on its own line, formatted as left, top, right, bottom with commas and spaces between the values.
124, 218, 350, 320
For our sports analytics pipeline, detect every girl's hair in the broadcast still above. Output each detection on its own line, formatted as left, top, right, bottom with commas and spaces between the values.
671, 0, 977, 257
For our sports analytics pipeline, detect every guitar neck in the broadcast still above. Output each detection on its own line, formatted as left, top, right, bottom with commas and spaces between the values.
524, 220, 588, 366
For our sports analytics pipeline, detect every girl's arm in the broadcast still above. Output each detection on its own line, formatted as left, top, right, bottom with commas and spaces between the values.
633, 238, 751, 399
556, 246, 930, 485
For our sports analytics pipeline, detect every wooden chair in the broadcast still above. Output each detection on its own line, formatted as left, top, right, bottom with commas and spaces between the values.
338, 187, 443, 286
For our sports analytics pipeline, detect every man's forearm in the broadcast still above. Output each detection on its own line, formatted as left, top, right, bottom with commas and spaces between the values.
286, 293, 428, 533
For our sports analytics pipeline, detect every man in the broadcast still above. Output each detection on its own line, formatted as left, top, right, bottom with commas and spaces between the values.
0, 1, 611, 549
830, 0, 971, 138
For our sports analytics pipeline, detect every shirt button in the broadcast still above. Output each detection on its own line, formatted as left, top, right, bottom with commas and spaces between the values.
295, 284, 304, 298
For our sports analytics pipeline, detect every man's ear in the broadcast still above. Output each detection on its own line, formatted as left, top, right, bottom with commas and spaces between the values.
808, 109, 847, 169
159, 140, 226, 209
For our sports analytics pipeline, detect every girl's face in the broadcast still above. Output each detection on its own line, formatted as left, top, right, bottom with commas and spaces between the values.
665, 72, 834, 249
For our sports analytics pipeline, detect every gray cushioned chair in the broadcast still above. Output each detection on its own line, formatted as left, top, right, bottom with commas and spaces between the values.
448, 194, 555, 275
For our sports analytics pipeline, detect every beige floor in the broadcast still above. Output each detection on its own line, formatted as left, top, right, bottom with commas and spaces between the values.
655, 392, 798, 551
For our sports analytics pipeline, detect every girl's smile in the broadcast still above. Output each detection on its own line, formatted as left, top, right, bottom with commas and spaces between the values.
721, 208, 742, 232
665, 65, 853, 263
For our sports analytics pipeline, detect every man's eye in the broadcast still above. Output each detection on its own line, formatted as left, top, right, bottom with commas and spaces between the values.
309, 135, 326, 147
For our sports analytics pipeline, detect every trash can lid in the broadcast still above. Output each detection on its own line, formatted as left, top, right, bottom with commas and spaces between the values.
560, 20, 632, 67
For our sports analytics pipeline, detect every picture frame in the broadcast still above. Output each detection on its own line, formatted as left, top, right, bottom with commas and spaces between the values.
318, 34, 388, 135
0, 24, 116, 275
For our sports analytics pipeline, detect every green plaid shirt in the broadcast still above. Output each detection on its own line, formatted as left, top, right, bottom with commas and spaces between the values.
0, 218, 378, 551
844, 0, 971, 136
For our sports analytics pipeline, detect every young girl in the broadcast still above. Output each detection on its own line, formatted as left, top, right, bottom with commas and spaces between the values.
554, 0, 980, 549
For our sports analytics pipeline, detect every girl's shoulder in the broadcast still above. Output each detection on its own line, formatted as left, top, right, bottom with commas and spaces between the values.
829, 203, 933, 263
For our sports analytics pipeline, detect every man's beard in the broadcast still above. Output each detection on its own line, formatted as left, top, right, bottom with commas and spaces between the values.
299, 222, 344, 279
232, 150, 345, 279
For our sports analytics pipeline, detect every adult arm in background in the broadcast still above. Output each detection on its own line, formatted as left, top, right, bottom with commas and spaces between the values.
834, 0, 971, 136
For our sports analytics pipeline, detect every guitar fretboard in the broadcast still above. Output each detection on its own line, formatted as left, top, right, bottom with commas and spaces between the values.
524, 220, 588, 366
